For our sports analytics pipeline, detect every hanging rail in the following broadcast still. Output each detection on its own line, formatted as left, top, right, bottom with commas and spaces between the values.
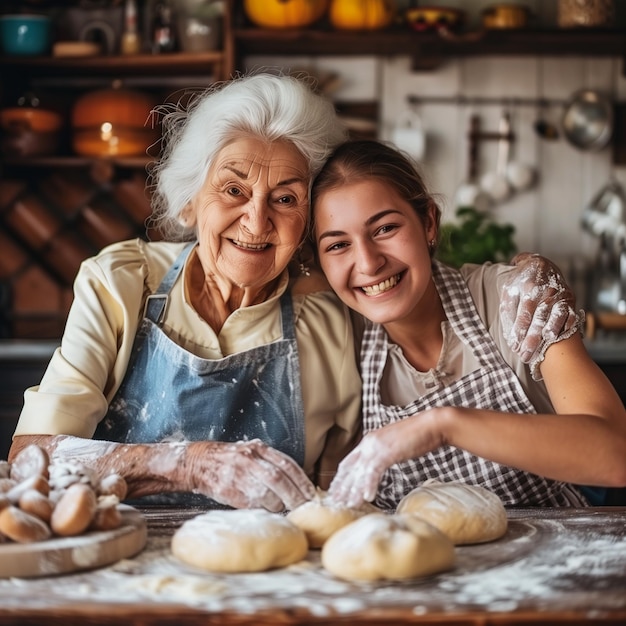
406, 95, 569, 107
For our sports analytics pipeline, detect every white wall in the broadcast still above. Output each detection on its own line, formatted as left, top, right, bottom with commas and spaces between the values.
244, 50, 626, 303
380, 54, 625, 262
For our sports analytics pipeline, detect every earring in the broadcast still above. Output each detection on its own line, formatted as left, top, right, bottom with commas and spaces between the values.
429, 238, 436, 250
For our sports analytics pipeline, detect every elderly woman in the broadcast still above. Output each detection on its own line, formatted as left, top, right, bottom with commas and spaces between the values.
9, 74, 579, 511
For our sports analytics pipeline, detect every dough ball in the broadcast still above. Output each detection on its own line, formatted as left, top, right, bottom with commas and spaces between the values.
321, 512, 454, 582
90, 497, 123, 531
0, 478, 16, 495
396, 480, 507, 545
19, 489, 53, 523
50, 482, 97, 536
10, 444, 49, 483
0, 505, 51, 543
98, 473, 128, 501
287, 490, 379, 548
171, 509, 309, 573
0, 460, 11, 480
6, 474, 49, 504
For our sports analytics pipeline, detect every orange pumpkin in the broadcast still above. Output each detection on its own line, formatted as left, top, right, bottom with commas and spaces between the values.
244, 0, 329, 29
329, 0, 396, 30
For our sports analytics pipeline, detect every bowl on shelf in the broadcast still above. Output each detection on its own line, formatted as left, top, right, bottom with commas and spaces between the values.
0, 105, 63, 157
405, 6, 466, 32
0, 14, 51, 56
0, 106, 62, 133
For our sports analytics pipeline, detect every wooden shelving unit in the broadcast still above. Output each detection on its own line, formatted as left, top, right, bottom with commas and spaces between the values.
231, 26, 626, 72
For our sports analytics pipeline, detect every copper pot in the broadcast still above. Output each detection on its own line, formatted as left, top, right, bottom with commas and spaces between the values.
71, 84, 159, 157
0, 106, 63, 157
482, 4, 530, 29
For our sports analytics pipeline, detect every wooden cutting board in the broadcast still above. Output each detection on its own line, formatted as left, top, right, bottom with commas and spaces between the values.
0, 505, 147, 579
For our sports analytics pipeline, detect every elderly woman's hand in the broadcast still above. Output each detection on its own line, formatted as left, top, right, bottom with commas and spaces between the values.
500, 253, 578, 364
184, 439, 316, 512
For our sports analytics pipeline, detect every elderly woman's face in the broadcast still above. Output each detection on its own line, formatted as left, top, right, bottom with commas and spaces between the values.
190, 137, 310, 290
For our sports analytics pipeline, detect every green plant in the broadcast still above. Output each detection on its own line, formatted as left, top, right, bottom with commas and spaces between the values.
436, 206, 517, 268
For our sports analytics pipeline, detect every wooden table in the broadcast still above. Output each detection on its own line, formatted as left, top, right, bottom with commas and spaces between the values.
0, 507, 625, 625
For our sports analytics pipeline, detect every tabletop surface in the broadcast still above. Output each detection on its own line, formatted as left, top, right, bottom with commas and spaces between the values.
0, 506, 625, 626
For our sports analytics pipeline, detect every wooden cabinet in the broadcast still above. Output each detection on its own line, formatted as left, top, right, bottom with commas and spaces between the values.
0, 2, 234, 339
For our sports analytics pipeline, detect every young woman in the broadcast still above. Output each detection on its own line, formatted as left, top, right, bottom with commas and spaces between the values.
312, 139, 626, 510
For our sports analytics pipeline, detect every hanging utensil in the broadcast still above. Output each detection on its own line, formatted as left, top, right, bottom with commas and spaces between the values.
534, 98, 559, 140
480, 110, 512, 203
454, 114, 491, 211
391, 105, 426, 161
505, 106, 536, 191
580, 178, 625, 238
562, 89, 613, 151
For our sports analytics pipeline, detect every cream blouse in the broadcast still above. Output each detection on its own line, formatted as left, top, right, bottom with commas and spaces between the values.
15, 239, 362, 488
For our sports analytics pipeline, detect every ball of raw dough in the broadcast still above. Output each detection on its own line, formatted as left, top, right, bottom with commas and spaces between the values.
171, 509, 308, 573
321, 512, 454, 582
287, 490, 379, 548
396, 480, 507, 545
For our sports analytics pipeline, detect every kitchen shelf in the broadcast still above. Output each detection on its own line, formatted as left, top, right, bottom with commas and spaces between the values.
2, 156, 152, 169
232, 27, 626, 72
0, 50, 227, 78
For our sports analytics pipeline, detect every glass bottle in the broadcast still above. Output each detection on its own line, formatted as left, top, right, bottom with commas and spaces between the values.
121, 0, 141, 55
152, 0, 176, 54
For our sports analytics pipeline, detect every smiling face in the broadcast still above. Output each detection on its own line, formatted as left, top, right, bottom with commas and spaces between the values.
314, 178, 438, 325
188, 136, 310, 297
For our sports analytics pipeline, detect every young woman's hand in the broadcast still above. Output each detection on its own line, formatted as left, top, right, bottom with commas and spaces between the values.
327, 414, 443, 509
184, 439, 316, 512
500, 253, 578, 364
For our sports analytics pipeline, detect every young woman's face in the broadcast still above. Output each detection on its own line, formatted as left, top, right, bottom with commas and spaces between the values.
189, 136, 310, 290
314, 178, 436, 325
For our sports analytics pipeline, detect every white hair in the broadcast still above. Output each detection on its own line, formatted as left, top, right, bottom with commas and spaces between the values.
148, 73, 348, 241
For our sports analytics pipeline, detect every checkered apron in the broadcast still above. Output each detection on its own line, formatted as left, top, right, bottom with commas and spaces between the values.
361, 260, 587, 510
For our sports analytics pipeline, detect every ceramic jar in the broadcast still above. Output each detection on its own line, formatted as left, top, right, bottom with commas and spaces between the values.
557, 0, 615, 28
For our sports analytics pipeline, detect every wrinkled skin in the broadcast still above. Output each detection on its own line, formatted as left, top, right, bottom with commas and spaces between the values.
184, 439, 316, 511
9, 435, 316, 513
501, 252, 578, 364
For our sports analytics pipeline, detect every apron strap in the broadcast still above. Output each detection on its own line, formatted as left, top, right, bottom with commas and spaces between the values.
279, 291, 295, 341
144, 241, 196, 324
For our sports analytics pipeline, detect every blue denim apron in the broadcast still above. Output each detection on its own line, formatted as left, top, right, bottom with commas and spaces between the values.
94, 243, 306, 505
